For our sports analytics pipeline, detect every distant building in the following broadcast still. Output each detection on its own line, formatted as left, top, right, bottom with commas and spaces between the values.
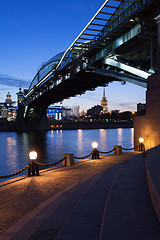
80, 111, 85, 116
17, 88, 24, 106
0, 106, 8, 119
47, 106, 71, 120
137, 103, 146, 113
101, 88, 108, 114
87, 105, 103, 116
0, 92, 17, 120
111, 110, 120, 114
72, 106, 80, 116
4, 92, 13, 108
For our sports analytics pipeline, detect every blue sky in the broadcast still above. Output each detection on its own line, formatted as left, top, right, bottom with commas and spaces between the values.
0, 0, 146, 112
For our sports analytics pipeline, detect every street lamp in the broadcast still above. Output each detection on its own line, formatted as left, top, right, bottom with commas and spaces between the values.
28, 151, 39, 176
92, 142, 99, 159
139, 138, 145, 151
92, 142, 98, 149
29, 151, 37, 160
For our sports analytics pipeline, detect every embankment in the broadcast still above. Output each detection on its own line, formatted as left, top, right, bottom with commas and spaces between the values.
50, 121, 133, 130
0, 120, 133, 131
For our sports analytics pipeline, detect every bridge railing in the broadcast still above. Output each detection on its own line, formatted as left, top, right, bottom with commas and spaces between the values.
56, 0, 149, 72
24, 0, 150, 100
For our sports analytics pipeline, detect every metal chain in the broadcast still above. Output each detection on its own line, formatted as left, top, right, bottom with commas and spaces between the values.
34, 157, 66, 167
74, 152, 92, 160
0, 144, 141, 179
0, 163, 31, 179
98, 148, 116, 154
122, 145, 140, 151
74, 148, 116, 159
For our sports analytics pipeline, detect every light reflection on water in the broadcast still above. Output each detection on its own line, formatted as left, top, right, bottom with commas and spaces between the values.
117, 128, 123, 145
0, 128, 133, 181
6, 137, 18, 170
77, 129, 83, 154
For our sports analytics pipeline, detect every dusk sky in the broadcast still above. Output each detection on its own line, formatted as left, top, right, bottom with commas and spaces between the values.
0, 0, 146, 112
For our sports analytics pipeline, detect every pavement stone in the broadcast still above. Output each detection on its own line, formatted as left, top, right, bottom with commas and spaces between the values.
101, 154, 160, 240
0, 152, 160, 240
55, 164, 124, 240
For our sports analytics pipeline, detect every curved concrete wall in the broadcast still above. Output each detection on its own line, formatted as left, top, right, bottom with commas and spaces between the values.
146, 145, 160, 222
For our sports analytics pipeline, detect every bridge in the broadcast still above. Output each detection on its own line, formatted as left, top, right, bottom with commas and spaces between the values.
17, 0, 160, 137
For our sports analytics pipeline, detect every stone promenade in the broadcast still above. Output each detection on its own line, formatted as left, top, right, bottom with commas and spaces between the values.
0, 151, 160, 240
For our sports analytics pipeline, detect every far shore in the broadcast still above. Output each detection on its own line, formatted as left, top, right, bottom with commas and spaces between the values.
0, 120, 133, 132
49, 121, 133, 130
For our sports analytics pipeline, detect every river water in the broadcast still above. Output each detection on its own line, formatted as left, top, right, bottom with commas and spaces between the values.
0, 128, 134, 181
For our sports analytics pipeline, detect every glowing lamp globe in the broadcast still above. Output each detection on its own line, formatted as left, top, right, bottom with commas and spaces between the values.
139, 138, 144, 144
92, 142, 98, 149
29, 151, 37, 160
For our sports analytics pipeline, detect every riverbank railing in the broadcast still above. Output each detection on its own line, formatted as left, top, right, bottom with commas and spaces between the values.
0, 143, 145, 180
0, 157, 66, 180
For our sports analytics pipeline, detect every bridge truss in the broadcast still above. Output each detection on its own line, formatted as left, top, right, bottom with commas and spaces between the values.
23, 0, 158, 109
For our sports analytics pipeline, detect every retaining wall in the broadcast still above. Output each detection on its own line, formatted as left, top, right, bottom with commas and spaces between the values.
146, 145, 160, 222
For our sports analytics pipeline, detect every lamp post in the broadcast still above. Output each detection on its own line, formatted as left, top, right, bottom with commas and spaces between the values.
139, 138, 145, 151
92, 142, 99, 159
28, 151, 39, 176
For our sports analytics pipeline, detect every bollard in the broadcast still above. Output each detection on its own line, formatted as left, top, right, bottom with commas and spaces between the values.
92, 149, 99, 159
36, 163, 39, 176
63, 154, 74, 166
91, 142, 99, 159
28, 164, 31, 176
113, 146, 122, 155
139, 138, 145, 151
28, 161, 39, 176
139, 143, 145, 152
28, 151, 39, 176
32, 161, 36, 176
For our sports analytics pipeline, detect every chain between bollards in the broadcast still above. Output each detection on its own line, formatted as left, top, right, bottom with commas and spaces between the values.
0, 164, 31, 179
34, 157, 66, 167
28, 157, 67, 176
74, 152, 92, 159
98, 148, 116, 154
1, 141, 146, 180
122, 145, 140, 151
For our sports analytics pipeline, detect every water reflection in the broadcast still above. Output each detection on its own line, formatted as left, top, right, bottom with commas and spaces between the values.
26, 132, 47, 161
131, 128, 134, 146
99, 129, 107, 151
6, 137, 18, 170
117, 128, 123, 145
77, 129, 83, 154
50, 130, 54, 139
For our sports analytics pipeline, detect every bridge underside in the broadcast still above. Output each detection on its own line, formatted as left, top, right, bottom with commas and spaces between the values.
28, 68, 146, 108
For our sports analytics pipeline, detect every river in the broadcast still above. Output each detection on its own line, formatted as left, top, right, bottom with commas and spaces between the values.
0, 128, 134, 181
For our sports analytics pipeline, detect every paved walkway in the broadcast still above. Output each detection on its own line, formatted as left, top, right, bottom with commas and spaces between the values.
0, 152, 160, 240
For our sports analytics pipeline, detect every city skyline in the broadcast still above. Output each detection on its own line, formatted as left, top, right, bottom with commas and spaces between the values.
0, 0, 146, 112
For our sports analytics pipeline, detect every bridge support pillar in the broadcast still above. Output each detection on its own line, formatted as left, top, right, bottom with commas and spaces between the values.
16, 104, 26, 131
16, 106, 49, 131
154, 8, 160, 70
134, 9, 160, 150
